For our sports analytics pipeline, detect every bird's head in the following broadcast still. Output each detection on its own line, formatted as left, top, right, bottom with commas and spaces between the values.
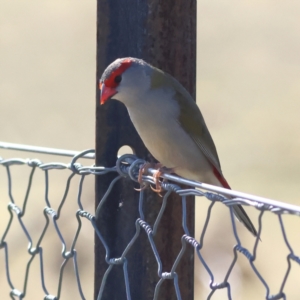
99, 57, 153, 107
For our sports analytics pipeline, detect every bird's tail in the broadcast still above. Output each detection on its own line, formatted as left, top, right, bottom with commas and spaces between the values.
212, 166, 258, 237
232, 205, 258, 237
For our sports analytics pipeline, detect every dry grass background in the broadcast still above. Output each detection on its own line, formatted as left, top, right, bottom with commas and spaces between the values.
1, 1, 300, 299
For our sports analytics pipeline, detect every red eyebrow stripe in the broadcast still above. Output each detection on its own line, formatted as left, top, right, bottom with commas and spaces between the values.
104, 58, 132, 88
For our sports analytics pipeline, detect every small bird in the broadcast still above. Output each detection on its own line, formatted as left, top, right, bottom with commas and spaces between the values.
99, 57, 257, 237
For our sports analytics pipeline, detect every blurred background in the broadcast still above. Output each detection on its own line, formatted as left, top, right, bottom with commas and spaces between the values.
1, 0, 300, 299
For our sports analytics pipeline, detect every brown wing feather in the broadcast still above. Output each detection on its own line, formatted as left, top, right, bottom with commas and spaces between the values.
172, 82, 223, 175
151, 67, 223, 175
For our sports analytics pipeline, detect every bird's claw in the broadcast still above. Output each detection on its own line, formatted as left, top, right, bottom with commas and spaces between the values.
134, 185, 148, 192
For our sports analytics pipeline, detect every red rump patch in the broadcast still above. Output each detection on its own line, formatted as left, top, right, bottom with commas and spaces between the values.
212, 166, 231, 189
104, 58, 132, 88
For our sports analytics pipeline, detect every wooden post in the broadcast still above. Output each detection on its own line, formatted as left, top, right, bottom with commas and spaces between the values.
95, 1, 196, 299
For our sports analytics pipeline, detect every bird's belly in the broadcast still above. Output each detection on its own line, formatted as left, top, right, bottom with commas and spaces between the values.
129, 111, 214, 183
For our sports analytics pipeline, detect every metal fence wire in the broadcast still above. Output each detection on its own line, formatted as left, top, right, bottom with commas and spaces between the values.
1, 142, 300, 300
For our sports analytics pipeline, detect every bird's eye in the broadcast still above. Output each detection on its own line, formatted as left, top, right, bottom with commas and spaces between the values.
114, 75, 122, 84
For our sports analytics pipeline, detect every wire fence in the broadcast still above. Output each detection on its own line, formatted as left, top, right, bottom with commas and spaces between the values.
0, 142, 300, 300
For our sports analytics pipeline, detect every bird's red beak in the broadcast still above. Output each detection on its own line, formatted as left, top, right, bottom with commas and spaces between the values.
99, 82, 117, 105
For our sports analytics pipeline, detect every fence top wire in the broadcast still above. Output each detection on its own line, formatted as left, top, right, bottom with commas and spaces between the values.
0, 142, 298, 215
0, 141, 299, 300
0, 142, 95, 160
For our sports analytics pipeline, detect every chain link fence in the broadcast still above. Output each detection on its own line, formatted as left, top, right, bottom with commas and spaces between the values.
0, 142, 300, 300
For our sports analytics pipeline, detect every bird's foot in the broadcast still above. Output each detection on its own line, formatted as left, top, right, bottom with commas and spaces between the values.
150, 165, 176, 196
134, 162, 156, 191
135, 162, 175, 195
137, 162, 156, 183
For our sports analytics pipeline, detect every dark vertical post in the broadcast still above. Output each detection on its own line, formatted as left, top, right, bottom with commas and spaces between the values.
95, 1, 196, 299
